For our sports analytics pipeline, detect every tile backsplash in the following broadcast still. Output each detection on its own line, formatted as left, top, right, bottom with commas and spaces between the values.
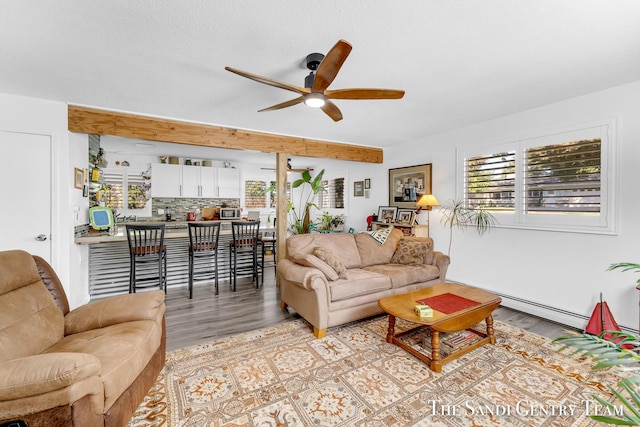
149, 197, 240, 221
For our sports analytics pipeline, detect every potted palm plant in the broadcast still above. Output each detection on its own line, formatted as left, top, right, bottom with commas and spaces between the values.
438, 198, 497, 256
553, 262, 640, 425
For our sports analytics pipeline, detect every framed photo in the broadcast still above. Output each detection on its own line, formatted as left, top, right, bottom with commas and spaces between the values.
74, 168, 84, 189
389, 163, 432, 208
378, 206, 398, 223
364, 178, 371, 189
354, 180, 364, 197
396, 208, 416, 225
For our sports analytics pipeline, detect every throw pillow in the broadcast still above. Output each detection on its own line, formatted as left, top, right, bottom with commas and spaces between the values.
295, 254, 340, 281
314, 246, 348, 279
390, 239, 428, 265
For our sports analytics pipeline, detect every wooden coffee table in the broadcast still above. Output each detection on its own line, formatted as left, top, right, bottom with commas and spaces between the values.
378, 282, 501, 372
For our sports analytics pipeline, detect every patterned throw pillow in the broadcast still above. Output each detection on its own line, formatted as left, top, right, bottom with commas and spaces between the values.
314, 246, 348, 279
360, 226, 392, 245
390, 239, 428, 265
295, 254, 340, 281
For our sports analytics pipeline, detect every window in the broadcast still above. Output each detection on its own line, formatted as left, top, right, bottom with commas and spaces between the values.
458, 120, 615, 234
319, 177, 345, 209
245, 180, 267, 209
102, 169, 151, 216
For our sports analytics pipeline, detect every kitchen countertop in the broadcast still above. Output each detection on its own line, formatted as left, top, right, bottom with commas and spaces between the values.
75, 221, 273, 244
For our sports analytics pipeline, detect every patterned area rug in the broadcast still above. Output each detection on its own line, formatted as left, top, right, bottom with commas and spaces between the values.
129, 316, 625, 426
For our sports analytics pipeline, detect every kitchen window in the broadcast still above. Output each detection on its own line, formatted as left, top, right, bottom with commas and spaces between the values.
102, 169, 151, 217
458, 119, 616, 234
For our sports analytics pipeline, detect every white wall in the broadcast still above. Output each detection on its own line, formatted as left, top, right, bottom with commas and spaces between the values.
385, 80, 640, 331
0, 92, 89, 308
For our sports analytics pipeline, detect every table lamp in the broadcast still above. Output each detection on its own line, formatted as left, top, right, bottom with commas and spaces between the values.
416, 194, 440, 225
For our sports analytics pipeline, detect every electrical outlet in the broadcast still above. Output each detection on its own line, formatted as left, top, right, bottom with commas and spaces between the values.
157, 208, 165, 215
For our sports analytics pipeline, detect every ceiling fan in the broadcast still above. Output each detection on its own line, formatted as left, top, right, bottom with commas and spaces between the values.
261, 158, 313, 173
225, 39, 405, 122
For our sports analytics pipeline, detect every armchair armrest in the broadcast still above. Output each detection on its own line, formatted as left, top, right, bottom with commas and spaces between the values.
0, 353, 101, 401
65, 290, 165, 335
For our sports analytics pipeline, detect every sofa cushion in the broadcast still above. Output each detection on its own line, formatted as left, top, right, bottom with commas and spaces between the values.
328, 269, 391, 302
287, 233, 362, 269
314, 247, 348, 279
295, 254, 340, 281
354, 228, 403, 267
401, 236, 435, 264
45, 319, 162, 411
363, 264, 441, 289
391, 239, 429, 265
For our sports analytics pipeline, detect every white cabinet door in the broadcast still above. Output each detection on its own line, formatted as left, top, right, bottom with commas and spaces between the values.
152, 163, 182, 197
217, 168, 240, 198
200, 166, 218, 197
181, 166, 200, 197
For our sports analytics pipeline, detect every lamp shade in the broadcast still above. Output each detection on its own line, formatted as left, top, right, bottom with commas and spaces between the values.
416, 194, 440, 210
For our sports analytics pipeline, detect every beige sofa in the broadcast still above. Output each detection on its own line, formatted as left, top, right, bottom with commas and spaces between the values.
278, 229, 450, 338
0, 250, 166, 427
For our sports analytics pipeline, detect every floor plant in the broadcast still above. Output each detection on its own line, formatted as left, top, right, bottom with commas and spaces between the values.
553, 262, 640, 426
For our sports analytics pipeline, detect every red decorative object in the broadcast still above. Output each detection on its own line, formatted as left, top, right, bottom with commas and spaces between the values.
416, 293, 481, 314
585, 293, 622, 340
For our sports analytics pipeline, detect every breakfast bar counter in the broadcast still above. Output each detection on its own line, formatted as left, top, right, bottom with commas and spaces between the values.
76, 221, 274, 298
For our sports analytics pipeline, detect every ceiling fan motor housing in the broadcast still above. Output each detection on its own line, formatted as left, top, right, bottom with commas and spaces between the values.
306, 52, 325, 70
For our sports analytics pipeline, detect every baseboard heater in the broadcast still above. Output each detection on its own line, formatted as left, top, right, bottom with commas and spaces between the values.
449, 280, 637, 335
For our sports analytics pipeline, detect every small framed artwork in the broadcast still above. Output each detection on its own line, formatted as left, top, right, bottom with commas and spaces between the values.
74, 168, 84, 189
396, 209, 416, 225
378, 206, 398, 223
354, 181, 364, 197
364, 178, 371, 189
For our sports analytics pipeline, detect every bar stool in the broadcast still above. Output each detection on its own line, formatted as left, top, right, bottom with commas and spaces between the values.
229, 221, 260, 291
125, 224, 167, 294
258, 217, 276, 284
188, 222, 221, 298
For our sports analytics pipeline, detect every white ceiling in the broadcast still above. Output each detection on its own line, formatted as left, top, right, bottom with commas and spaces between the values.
1, 0, 640, 155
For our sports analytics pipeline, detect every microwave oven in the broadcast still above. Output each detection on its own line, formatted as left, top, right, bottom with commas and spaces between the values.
220, 208, 241, 219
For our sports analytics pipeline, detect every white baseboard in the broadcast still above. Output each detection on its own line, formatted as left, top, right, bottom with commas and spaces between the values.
449, 280, 637, 335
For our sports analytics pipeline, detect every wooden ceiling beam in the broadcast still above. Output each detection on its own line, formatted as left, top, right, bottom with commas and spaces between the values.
68, 105, 383, 163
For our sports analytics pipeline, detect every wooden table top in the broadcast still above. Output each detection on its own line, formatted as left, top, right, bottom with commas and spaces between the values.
378, 282, 501, 326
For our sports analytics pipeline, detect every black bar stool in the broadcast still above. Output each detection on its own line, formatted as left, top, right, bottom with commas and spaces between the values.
125, 224, 167, 294
188, 222, 221, 298
229, 221, 260, 291
258, 217, 276, 284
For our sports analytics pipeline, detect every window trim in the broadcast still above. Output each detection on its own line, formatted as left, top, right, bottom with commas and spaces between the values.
102, 168, 152, 217
456, 118, 617, 235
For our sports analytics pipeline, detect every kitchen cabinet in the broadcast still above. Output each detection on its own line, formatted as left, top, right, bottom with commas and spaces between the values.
151, 164, 238, 198
152, 163, 182, 197
217, 167, 240, 198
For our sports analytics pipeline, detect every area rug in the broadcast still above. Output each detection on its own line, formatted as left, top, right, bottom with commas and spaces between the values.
128, 316, 626, 427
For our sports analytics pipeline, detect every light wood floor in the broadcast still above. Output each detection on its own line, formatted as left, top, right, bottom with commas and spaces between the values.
164, 272, 579, 351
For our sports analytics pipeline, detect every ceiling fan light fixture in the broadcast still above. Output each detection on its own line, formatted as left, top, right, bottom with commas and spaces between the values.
304, 92, 326, 108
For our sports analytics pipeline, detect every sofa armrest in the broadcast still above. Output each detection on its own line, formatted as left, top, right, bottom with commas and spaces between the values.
65, 290, 166, 335
278, 259, 328, 291
432, 251, 450, 280
0, 353, 101, 401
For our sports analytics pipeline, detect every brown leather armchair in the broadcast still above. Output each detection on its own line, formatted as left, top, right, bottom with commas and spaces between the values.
0, 250, 166, 427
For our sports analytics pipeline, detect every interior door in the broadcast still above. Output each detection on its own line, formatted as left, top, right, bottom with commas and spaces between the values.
0, 130, 52, 260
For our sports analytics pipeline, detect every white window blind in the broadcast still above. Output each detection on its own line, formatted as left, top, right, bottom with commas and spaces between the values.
319, 178, 345, 209
245, 180, 267, 209
459, 120, 615, 234
102, 169, 150, 216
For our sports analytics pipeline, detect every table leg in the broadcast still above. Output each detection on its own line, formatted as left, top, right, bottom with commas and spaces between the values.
486, 314, 496, 345
386, 315, 396, 343
430, 330, 442, 373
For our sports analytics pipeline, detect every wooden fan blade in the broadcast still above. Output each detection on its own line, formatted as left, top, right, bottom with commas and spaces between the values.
325, 88, 405, 100
313, 40, 352, 92
259, 96, 305, 112
225, 66, 308, 95
320, 100, 343, 122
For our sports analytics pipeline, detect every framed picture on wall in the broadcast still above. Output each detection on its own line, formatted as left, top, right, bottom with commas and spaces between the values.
74, 168, 84, 189
388, 163, 432, 208
354, 181, 364, 197
364, 178, 371, 189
